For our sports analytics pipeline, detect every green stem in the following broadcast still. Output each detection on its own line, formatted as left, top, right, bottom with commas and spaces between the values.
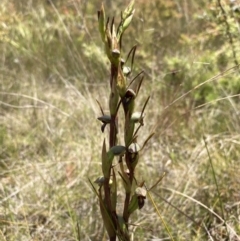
122, 149, 134, 229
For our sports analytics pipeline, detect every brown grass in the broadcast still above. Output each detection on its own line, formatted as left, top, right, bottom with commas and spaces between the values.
1, 0, 240, 240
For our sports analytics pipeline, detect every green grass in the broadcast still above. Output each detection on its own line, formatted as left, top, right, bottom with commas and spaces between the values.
0, 0, 240, 240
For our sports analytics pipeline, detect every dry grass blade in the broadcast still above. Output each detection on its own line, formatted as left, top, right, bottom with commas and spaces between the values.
161, 187, 240, 239
146, 187, 175, 241
163, 65, 239, 111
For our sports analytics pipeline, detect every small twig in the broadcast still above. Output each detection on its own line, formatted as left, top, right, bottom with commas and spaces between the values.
217, 0, 239, 68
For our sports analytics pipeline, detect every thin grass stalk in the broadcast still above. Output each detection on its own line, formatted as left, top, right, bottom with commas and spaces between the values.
203, 137, 230, 238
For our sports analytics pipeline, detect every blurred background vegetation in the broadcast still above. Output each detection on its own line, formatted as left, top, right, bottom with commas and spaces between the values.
0, 0, 240, 240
